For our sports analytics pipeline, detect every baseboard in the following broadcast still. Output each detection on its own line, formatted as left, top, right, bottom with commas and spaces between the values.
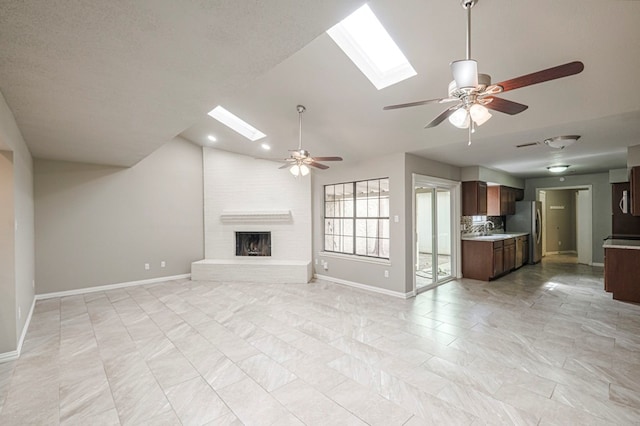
545, 250, 577, 255
0, 296, 36, 364
314, 274, 413, 299
35, 273, 191, 300
591, 262, 604, 267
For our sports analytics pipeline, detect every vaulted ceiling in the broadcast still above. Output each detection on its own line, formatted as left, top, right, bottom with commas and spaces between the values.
2, 1, 639, 178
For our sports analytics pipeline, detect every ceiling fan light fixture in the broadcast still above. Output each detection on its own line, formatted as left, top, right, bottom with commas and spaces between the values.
543, 135, 581, 149
448, 107, 470, 128
547, 165, 570, 173
290, 163, 309, 177
469, 103, 491, 126
451, 59, 478, 89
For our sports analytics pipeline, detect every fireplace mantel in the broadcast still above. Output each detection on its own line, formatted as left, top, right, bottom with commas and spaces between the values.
220, 210, 292, 223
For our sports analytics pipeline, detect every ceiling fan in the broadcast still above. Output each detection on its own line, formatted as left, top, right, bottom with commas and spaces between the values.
279, 105, 342, 176
383, 0, 584, 144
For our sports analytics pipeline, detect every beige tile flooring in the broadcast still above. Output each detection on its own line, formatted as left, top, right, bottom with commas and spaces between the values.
1, 255, 639, 425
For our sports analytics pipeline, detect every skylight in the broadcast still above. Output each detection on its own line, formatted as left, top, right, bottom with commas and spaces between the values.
327, 4, 416, 90
207, 106, 266, 141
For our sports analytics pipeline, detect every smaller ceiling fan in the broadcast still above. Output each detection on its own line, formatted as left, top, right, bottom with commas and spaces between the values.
383, 0, 584, 145
279, 105, 342, 176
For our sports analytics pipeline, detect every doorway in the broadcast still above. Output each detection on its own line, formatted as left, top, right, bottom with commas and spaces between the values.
537, 186, 592, 265
413, 174, 460, 294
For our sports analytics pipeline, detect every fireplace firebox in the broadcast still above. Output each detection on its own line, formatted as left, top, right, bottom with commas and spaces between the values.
235, 232, 271, 256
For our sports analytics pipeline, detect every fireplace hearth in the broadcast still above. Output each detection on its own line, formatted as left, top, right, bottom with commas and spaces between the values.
235, 232, 271, 256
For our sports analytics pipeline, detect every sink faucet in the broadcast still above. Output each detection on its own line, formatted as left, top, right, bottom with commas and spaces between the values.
482, 220, 495, 236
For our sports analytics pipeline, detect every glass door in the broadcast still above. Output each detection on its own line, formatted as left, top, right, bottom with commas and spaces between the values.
414, 176, 455, 293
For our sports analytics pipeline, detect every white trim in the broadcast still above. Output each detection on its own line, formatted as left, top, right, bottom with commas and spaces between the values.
319, 251, 391, 266
314, 274, 413, 299
35, 274, 191, 300
220, 210, 292, 223
591, 262, 604, 267
0, 296, 36, 363
0, 350, 18, 363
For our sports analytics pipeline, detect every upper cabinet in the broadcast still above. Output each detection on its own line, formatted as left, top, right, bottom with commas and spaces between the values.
632, 166, 640, 216
487, 185, 519, 216
462, 181, 487, 216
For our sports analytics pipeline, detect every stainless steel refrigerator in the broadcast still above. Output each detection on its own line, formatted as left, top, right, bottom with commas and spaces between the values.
506, 201, 542, 264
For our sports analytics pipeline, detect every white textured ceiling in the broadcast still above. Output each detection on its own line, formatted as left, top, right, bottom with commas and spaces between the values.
2, 0, 640, 178
0, 0, 361, 166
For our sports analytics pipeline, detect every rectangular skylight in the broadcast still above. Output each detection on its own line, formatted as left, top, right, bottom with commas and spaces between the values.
327, 4, 416, 90
207, 106, 266, 141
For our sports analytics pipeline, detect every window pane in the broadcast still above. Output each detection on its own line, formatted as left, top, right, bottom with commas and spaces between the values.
380, 219, 389, 238
324, 219, 334, 235
355, 219, 366, 237
367, 198, 379, 217
344, 237, 354, 254
343, 219, 353, 236
343, 182, 354, 198
367, 238, 378, 257
344, 199, 354, 216
380, 239, 390, 258
367, 219, 378, 238
356, 197, 367, 217
368, 179, 380, 195
355, 237, 367, 255
324, 236, 332, 251
380, 178, 389, 195
380, 197, 389, 217
334, 184, 344, 199
325, 201, 335, 217
325, 185, 335, 201
333, 235, 343, 252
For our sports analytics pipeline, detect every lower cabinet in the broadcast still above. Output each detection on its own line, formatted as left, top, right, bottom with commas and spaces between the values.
462, 237, 524, 281
604, 247, 640, 302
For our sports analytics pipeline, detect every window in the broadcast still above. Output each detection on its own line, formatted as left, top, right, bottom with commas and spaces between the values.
324, 178, 389, 259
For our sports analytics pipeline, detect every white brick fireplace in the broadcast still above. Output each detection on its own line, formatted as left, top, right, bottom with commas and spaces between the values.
191, 149, 312, 283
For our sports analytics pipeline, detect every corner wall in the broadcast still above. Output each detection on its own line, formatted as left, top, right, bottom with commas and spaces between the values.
34, 137, 203, 294
0, 90, 35, 357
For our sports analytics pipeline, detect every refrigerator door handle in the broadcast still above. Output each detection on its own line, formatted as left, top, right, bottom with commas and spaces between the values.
535, 208, 542, 244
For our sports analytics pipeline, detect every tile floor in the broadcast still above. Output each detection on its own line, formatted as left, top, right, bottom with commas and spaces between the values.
1, 256, 639, 425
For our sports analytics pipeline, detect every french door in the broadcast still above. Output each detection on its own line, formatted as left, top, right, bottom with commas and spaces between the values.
413, 175, 458, 293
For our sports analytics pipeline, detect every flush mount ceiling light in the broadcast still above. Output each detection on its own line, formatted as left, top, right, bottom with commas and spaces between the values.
207, 135, 217, 142
207, 106, 266, 141
544, 135, 581, 149
260, 143, 271, 151
327, 4, 416, 90
547, 165, 570, 173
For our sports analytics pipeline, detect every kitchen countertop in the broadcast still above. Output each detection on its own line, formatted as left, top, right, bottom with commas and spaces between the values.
462, 232, 529, 242
602, 239, 640, 250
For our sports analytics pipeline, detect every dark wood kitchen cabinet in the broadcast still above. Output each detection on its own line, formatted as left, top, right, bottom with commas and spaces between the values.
462, 181, 487, 216
487, 186, 517, 216
631, 166, 640, 216
612, 182, 640, 234
492, 241, 504, 277
604, 247, 640, 302
503, 238, 516, 271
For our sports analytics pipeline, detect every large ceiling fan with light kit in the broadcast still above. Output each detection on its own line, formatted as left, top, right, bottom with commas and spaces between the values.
280, 105, 342, 176
383, 0, 584, 145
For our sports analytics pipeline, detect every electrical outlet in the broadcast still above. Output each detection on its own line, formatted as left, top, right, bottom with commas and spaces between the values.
558, 241, 562, 246
32, 279, 35, 289
144, 263, 150, 270
315, 258, 318, 265
384, 270, 389, 278
18, 307, 21, 320
323, 262, 329, 270
160, 261, 166, 268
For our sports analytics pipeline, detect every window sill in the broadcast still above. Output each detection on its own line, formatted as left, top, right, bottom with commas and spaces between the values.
319, 251, 391, 266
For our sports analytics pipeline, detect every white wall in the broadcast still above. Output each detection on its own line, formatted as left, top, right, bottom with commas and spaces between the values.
203, 148, 311, 262
461, 166, 524, 188
0, 90, 34, 356
34, 137, 203, 294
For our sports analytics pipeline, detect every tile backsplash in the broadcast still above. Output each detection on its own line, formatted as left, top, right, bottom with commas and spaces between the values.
461, 216, 504, 235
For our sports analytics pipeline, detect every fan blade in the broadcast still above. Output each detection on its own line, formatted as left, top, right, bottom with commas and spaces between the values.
383, 98, 457, 110
279, 163, 291, 169
425, 105, 462, 128
483, 97, 528, 115
495, 61, 584, 93
312, 156, 342, 162
308, 161, 329, 170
